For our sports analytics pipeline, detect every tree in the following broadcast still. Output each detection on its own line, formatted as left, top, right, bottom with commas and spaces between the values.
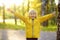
57, 1, 60, 40
14, 4, 17, 25
42, 0, 50, 26
50, 0, 56, 25
3, 4, 5, 23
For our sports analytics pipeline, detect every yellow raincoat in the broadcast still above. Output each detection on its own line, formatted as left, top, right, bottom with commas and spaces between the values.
14, 12, 55, 38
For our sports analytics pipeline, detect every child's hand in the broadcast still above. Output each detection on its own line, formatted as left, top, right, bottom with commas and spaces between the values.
52, 11, 56, 16
7, 9, 15, 13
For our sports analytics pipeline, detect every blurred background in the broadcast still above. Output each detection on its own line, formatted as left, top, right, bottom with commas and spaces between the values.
0, 0, 59, 40
0, 0, 58, 31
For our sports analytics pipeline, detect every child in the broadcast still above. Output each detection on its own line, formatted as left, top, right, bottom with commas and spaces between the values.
8, 9, 56, 40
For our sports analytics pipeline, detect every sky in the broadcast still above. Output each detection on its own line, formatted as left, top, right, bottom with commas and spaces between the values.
55, 0, 58, 5
0, 0, 24, 8
0, 0, 59, 8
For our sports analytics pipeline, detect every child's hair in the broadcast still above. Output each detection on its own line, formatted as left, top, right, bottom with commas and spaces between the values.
25, 9, 38, 17
29, 9, 37, 14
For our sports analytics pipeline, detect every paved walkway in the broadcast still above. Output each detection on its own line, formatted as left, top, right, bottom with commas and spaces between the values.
0, 30, 57, 40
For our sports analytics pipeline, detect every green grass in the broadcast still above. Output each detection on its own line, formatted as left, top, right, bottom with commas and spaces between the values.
42, 25, 57, 31
0, 23, 57, 31
0, 23, 25, 30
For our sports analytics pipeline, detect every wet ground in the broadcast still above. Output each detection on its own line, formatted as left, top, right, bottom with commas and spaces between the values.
0, 30, 57, 40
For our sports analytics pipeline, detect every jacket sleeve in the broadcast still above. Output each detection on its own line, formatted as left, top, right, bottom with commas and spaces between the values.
14, 13, 28, 23
7, 9, 28, 23
38, 12, 55, 23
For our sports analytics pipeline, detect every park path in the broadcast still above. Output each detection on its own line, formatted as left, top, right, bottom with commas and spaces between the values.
0, 30, 57, 40
7, 30, 26, 40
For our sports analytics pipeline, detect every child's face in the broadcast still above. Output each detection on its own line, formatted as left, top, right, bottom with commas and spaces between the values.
29, 12, 36, 19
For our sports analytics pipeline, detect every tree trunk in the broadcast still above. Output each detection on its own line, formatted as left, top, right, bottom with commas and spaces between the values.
14, 4, 17, 25
42, 0, 49, 26
57, 2, 60, 40
3, 4, 5, 23
28, 0, 29, 11
50, 0, 56, 25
